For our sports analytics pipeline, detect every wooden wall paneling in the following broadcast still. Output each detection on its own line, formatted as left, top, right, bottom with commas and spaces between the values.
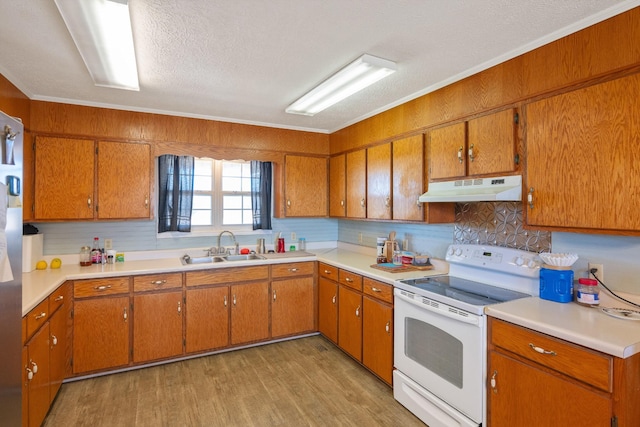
23, 131, 34, 221
0, 74, 30, 127
329, 154, 346, 217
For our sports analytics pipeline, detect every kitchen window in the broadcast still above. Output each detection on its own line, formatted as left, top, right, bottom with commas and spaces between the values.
192, 158, 253, 229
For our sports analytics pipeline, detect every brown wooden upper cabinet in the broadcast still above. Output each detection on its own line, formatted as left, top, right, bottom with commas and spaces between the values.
34, 137, 151, 220
283, 155, 328, 217
428, 108, 518, 180
367, 142, 392, 220
329, 154, 346, 217
526, 73, 640, 233
346, 149, 367, 219
392, 134, 424, 221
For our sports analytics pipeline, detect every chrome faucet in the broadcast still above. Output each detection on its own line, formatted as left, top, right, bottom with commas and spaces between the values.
217, 230, 238, 255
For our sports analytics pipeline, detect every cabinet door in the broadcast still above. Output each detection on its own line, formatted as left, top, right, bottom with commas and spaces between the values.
338, 285, 363, 361
526, 74, 640, 231
429, 122, 466, 180
133, 291, 184, 363
73, 296, 130, 373
230, 282, 270, 345
329, 154, 346, 217
393, 135, 424, 221
48, 308, 67, 403
185, 286, 229, 353
367, 143, 392, 219
362, 296, 393, 385
467, 108, 517, 176
488, 351, 612, 427
271, 277, 314, 338
318, 277, 338, 344
284, 155, 328, 217
34, 136, 95, 220
346, 149, 367, 218
26, 324, 50, 427
97, 141, 151, 219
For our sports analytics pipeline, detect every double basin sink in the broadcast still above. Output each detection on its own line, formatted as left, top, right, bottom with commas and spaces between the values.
181, 253, 265, 265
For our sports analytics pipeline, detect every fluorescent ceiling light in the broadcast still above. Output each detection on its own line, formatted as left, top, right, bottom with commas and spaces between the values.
54, 0, 139, 91
286, 54, 396, 116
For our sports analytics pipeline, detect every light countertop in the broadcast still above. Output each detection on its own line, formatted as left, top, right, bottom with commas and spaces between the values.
22, 244, 448, 316
485, 295, 640, 358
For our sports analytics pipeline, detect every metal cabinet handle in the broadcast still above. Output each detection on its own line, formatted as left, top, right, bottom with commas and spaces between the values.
87, 195, 92, 208
360, 198, 366, 208
332, 295, 336, 304
224, 295, 228, 307
145, 195, 149, 207
323, 269, 331, 275
490, 370, 498, 393
287, 199, 291, 207
340, 200, 344, 207
26, 367, 33, 381
151, 280, 167, 285
31, 361, 38, 374
371, 287, 381, 293
288, 268, 299, 272
123, 307, 128, 321
385, 196, 390, 208
468, 144, 476, 162
34, 312, 47, 320
345, 277, 353, 283
273, 290, 277, 302
529, 342, 557, 356
177, 301, 181, 314
355, 305, 360, 317
54, 295, 64, 302
95, 285, 112, 291
385, 321, 390, 334
457, 146, 464, 163
528, 187, 535, 209
416, 198, 421, 208
233, 295, 237, 306
51, 335, 58, 346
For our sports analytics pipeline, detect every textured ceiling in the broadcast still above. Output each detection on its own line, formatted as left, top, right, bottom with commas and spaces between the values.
0, 1, 638, 133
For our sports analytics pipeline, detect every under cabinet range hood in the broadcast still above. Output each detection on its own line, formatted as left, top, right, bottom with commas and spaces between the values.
419, 175, 522, 203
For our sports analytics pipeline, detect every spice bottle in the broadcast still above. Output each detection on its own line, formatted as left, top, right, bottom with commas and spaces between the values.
576, 278, 600, 306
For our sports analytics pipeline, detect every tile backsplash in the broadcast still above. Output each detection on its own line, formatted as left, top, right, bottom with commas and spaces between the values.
454, 202, 551, 253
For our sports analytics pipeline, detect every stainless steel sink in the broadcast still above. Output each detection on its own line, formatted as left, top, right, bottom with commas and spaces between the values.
180, 255, 225, 265
223, 254, 266, 262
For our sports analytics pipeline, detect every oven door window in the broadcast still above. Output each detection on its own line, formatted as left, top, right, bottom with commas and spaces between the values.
406, 318, 463, 388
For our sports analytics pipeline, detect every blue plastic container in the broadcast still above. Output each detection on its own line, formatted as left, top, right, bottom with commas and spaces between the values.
539, 267, 574, 303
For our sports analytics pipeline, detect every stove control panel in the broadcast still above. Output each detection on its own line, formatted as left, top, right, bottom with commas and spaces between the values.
446, 244, 541, 277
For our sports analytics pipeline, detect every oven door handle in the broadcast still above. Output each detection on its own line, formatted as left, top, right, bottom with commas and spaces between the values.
395, 290, 481, 326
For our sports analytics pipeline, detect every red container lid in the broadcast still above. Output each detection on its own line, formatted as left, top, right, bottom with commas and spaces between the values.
578, 278, 598, 286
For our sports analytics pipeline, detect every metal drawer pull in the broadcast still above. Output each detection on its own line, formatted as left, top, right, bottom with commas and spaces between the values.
26, 367, 33, 380
224, 295, 228, 307
288, 268, 298, 272
123, 307, 128, 321
529, 342, 557, 356
34, 312, 47, 320
371, 287, 381, 293
151, 280, 167, 285
345, 277, 353, 283
54, 295, 64, 302
233, 295, 237, 306
31, 361, 38, 374
95, 285, 112, 291
490, 370, 498, 392
385, 321, 390, 334
324, 270, 331, 274
355, 305, 360, 317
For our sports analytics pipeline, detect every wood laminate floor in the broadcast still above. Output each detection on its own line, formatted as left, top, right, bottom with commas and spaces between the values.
43, 336, 426, 426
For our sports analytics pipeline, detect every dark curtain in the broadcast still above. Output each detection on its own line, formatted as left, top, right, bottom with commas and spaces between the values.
251, 161, 272, 230
158, 155, 195, 233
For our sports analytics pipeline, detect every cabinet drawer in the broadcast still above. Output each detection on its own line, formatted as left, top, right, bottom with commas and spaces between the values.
363, 277, 393, 304
338, 269, 363, 291
186, 266, 269, 287
319, 263, 338, 280
271, 261, 314, 278
133, 273, 183, 292
26, 298, 50, 340
491, 318, 612, 392
49, 282, 71, 313
74, 277, 131, 298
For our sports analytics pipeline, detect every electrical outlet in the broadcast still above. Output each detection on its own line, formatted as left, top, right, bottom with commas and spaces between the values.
358, 232, 363, 244
588, 262, 603, 282
104, 239, 113, 250
291, 232, 296, 242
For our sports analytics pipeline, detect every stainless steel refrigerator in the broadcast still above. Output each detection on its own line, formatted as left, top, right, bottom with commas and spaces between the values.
0, 110, 23, 426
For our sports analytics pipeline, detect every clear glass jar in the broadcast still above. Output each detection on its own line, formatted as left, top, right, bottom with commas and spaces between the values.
298, 238, 306, 251
392, 250, 402, 265
576, 278, 600, 306
80, 246, 92, 266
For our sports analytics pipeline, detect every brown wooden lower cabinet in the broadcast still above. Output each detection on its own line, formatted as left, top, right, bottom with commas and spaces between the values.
318, 276, 338, 344
230, 281, 270, 345
133, 291, 184, 363
338, 285, 363, 361
24, 324, 50, 427
362, 295, 393, 384
271, 262, 316, 338
48, 307, 67, 403
185, 286, 230, 353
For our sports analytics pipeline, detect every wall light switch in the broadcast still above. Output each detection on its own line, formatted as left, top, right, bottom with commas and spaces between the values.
104, 239, 113, 250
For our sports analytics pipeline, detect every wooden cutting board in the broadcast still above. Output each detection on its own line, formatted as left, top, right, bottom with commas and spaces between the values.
370, 263, 434, 273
